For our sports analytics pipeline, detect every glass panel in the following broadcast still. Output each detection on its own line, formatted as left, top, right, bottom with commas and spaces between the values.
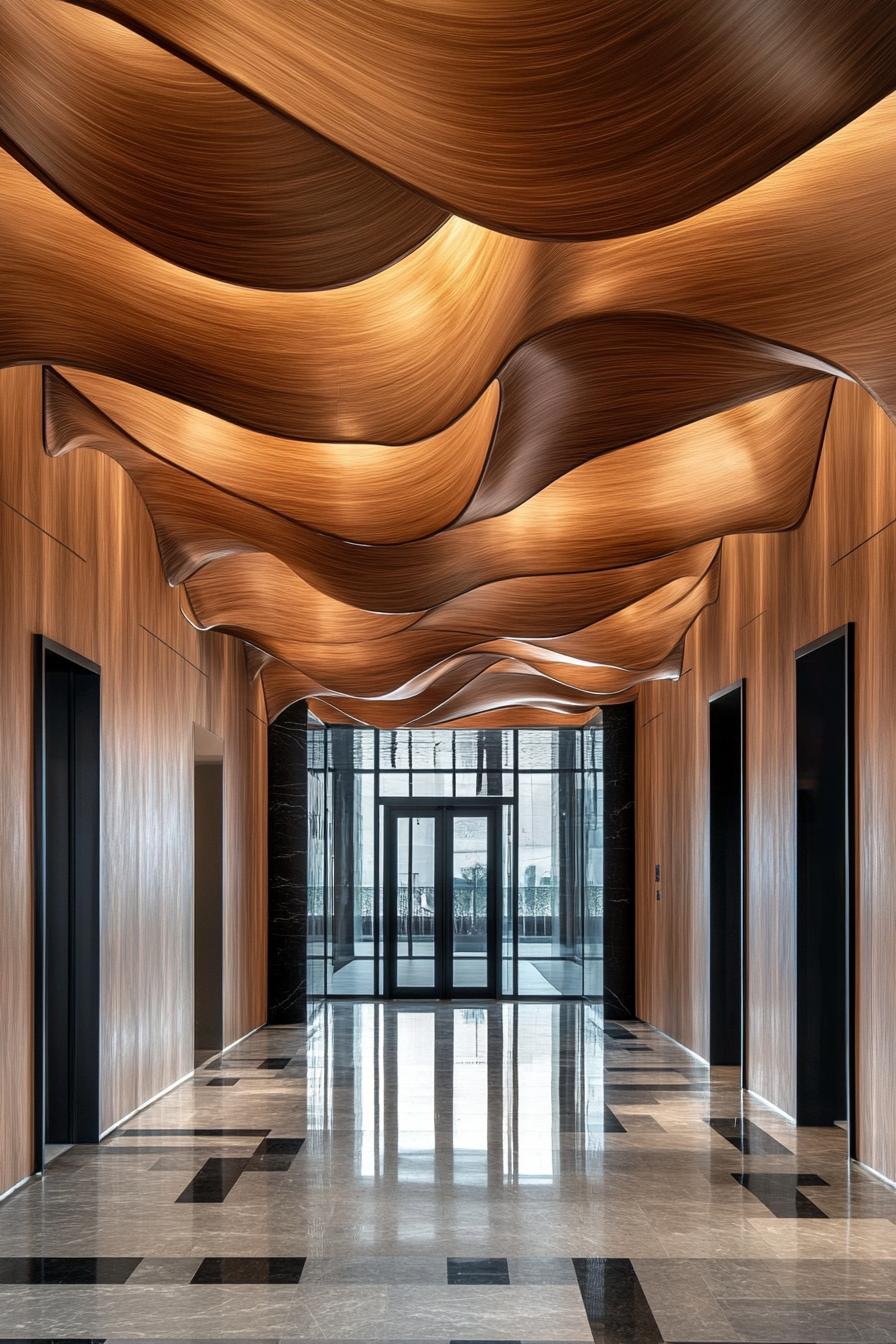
380, 728, 513, 773
396, 815, 436, 990
327, 725, 375, 769
412, 771, 453, 797
454, 771, 513, 797
327, 735, 375, 995
583, 721, 603, 771
584, 759, 604, 998
517, 771, 583, 996
517, 729, 581, 771
307, 759, 325, 989
452, 729, 514, 772
502, 803, 514, 995
379, 771, 411, 796
307, 724, 326, 770
451, 814, 490, 991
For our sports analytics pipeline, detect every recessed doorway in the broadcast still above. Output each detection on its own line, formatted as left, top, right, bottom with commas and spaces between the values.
193, 725, 224, 1067
795, 627, 854, 1144
383, 802, 500, 999
708, 682, 745, 1075
34, 638, 101, 1170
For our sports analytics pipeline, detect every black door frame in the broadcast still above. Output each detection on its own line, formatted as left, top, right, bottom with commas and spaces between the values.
383, 799, 501, 999
708, 679, 747, 1083
33, 636, 102, 1171
794, 624, 855, 1152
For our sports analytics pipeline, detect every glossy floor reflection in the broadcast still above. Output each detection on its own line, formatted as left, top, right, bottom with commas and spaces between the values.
1, 1002, 896, 1341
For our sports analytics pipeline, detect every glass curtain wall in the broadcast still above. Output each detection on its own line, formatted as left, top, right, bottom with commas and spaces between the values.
306, 724, 603, 1000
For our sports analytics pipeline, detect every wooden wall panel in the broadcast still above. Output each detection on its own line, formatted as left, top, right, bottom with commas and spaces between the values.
0, 365, 266, 1195
636, 379, 896, 1183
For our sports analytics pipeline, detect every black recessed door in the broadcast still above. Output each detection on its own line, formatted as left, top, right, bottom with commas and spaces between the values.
795, 629, 853, 1137
708, 683, 745, 1072
35, 639, 101, 1167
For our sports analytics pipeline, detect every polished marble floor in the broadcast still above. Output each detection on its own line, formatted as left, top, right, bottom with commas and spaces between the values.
1, 1001, 896, 1342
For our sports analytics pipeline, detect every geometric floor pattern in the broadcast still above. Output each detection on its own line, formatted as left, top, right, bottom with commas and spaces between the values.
1, 1001, 896, 1341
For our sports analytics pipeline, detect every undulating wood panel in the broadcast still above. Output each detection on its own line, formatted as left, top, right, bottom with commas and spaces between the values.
2, 4, 895, 728
0, 366, 266, 1197
636, 380, 896, 1185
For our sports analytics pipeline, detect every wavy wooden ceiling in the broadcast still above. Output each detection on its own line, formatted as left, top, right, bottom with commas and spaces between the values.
3, 0, 894, 726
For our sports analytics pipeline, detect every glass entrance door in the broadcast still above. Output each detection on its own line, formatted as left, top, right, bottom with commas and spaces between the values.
385, 804, 499, 998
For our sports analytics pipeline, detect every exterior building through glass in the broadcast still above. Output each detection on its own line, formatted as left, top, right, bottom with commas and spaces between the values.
307, 724, 603, 1000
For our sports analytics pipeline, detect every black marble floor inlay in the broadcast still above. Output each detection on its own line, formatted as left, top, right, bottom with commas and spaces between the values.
707, 1116, 792, 1154
175, 1157, 248, 1203
206, 1077, 240, 1087
254, 1137, 305, 1156
257, 1057, 293, 1069
0, 1258, 141, 1285
572, 1257, 662, 1343
244, 1135, 306, 1171
244, 1154, 295, 1171
191, 1256, 306, 1284
602, 1024, 637, 1040
447, 1257, 510, 1285
733, 1172, 829, 1217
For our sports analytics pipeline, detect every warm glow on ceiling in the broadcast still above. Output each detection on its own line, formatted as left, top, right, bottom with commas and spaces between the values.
3, 0, 894, 725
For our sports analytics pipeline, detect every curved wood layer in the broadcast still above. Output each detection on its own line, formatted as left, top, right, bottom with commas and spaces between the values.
179, 555, 719, 699
0, 0, 445, 288
11, 7, 894, 726
4, 95, 894, 446
77, 0, 896, 238
45, 372, 831, 612
456, 318, 825, 524
57, 314, 823, 539
54, 369, 498, 545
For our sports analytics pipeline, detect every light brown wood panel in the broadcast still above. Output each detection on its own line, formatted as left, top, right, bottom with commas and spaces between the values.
0, 366, 266, 1194
636, 379, 896, 1182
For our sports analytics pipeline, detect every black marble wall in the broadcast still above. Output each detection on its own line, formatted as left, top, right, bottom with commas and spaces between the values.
267, 702, 308, 1024
601, 704, 636, 1020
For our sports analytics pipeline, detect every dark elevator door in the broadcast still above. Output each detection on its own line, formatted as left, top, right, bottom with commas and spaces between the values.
708, 684, 744, 1070
37, 642, 101, 1158
795, 629, 853, 1132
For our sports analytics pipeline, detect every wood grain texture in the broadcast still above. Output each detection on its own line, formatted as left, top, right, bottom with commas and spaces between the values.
0, 366, 265, 1196
4, 94, 895, 443
0, 0, 445, 289
636, 380, 896, 1183
45, 369, 833, 727
4, 6, 896, 727
76, 0, 896, 238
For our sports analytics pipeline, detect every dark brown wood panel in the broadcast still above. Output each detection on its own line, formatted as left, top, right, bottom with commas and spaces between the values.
636, 379, 896, 1184
0, 366, 266, 1196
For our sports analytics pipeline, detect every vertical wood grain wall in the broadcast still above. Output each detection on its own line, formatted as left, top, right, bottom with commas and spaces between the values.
0, 366, 267, 1197
636, 379, 896, 1184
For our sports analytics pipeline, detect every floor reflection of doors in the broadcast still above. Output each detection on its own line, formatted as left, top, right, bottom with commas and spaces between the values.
384, 803, 500, 998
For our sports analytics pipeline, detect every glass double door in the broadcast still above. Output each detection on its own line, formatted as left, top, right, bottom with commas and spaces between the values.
384, 803, 500, 998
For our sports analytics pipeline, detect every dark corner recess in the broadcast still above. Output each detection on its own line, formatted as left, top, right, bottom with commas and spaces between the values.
33, 636, 102, 1170
708, 682, 745, 1073
795, 626, 855, 1143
